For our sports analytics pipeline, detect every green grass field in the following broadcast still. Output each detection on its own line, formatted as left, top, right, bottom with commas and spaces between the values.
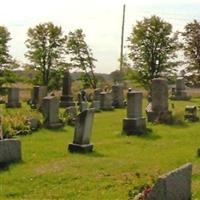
1, 98, 200, 199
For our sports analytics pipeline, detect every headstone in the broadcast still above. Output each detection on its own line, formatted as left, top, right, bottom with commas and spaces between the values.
112, 84, 124, 108
31, 86, 48, 109
146, 78, 172, 123
170, 77, 191, 100
91, 100, 101, 112
60, 71, 75, 107
93, 88, 102, 101
0, 139, 21, 164
42, 96, 63, 128
91, 88, 102, 112
64, 106, 77, 126
6, 88, 21, 108
123, 91, 146, 135
100, 92, 114, 111
68, 109, 95, 153
27, 118, 40, 131
145, 163, 192, 200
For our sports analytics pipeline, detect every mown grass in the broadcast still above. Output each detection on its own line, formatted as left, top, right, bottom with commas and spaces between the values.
0, 98, 200, 199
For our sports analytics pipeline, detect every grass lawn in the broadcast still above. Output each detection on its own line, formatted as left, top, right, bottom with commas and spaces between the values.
0, 98, 200, 199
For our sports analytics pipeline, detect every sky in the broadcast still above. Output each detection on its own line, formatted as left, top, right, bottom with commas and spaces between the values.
1, 0, 200, 73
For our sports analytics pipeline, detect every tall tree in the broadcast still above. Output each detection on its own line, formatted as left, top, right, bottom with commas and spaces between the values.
127, 15, 179, 88
66, 29, 97, 89
0, 26, 17, 88
182, 20, 200, 78
25, 22, 67, 86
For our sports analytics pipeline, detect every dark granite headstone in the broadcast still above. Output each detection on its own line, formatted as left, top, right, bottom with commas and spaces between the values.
60, 71, 75, 107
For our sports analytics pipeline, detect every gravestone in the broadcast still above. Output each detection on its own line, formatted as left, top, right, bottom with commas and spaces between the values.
60, 71, 75, 107
31, 86, 48, 109
123, 91, 146, 135
145, 163, 192, 200
171, 77, 191, 100
42, 96, 63, 128
64, 106, 77, 126
100, 92, 114, 111
91, 88, 102, 112
146, 78, 172, 123
6, 88, 21, 108
0, 139, 22, 164
93, 88, 102, 101
112, 84, 124, 108
68, 108, 95, 153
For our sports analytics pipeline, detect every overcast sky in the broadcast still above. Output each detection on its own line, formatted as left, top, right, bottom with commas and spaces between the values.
1, 0, 200, 73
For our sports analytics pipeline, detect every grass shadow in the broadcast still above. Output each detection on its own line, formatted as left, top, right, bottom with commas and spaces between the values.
0, 160, 23, 172
138, 128, 161, 141
88, 150, 107, 158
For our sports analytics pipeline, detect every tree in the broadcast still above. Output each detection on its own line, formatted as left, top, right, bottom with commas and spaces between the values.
25, 22, 67, 87
127, 15, 179, 88
66, 29, 97, 89
182, 20, 200, 84
0, 26, 17, 88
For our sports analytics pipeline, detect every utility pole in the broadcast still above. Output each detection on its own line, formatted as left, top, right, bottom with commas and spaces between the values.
120, 4, 126, 79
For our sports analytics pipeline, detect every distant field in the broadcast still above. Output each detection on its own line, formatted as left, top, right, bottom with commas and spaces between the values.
0, 98, 200, 199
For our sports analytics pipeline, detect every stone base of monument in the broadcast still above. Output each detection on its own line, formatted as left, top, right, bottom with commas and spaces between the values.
68, 143, 93, 153
170, 90, 191, 100
6, 102, 21, 108
123, 117, 146, 135
60, 96, 75, 107
112, 101, 124, 108
44, 122, 63, 129
171, 95, 191, 100
101, 106, 114, 111
146, 111, 172, 124
0, 139, 21, 164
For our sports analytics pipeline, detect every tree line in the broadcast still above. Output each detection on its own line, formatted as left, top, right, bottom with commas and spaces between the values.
1, 16, 200, 90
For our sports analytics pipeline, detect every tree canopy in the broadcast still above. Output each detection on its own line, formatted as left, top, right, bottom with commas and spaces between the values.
25, 22, 67, 87
182, 20, 200, 75
66, 29, 97, 89
127, 15, 179, 88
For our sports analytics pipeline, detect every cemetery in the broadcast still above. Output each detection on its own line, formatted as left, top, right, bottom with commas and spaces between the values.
0, 79, 200, 199
1, 2, 200, 199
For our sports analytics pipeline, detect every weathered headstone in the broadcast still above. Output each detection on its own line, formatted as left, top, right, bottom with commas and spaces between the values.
146, 78, 172, 123
100, 92, 114, 111
60, 71, 75, 107
123, 91, 146, 135
0, 139, 21, 164
93, 88, 102, 101
31, 86, 48, 109
64, 106, 77, 126
91, 88, 102, 112
68, 108, 95, 153
171, 77, 191, 100
145, 163, 192, 200
6, 88, 21, 108
91, 100, 101, 112
42, 96, 63, 128
112, 84, 124, 108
